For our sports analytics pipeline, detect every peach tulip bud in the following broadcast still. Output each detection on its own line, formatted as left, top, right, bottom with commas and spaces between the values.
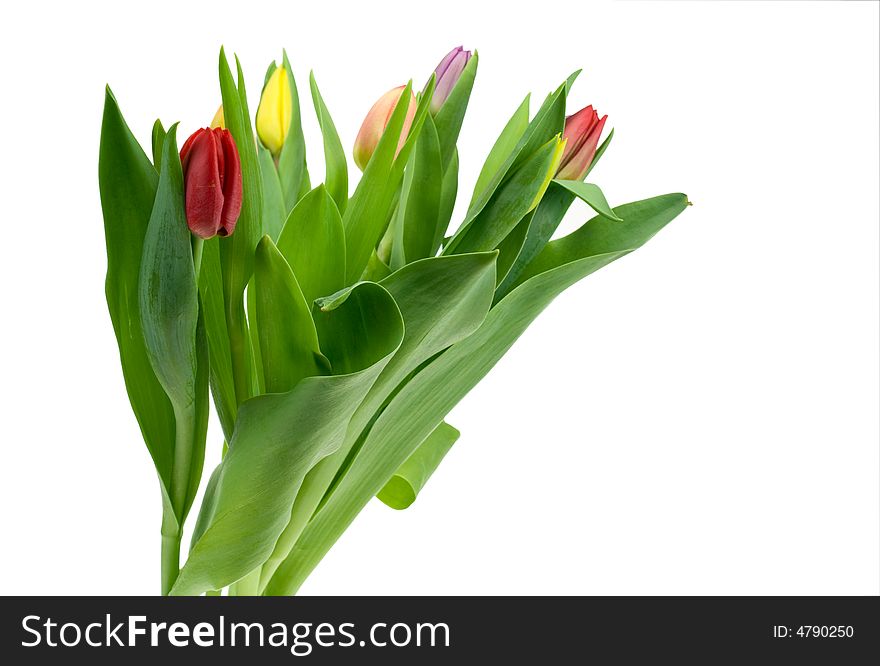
353, 86, 417, 171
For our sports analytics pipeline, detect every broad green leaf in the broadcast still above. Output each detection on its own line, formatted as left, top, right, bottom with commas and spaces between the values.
321, 252, 498, 493
260, 252, 498, 590
445, 135, 564, 255
553, 180, 623, 222
258, 144, 286, 240
277, 185, 346, 305
151, 119, 166, 169
377, 421, 460, 510
137, 124, 206, 519
313, 283, 401, 375
267, 193, 689, 595
171, 281, 404, 596
99, 87, 174, 491
392, 113, 442, 268
254, 236, 328, 394
276, 50, 308, 212
516, 194, 689, 282
469, 94, 530, 208
309, 72, 348, 214
433, 51, 478, 170
138, 124, 199, 412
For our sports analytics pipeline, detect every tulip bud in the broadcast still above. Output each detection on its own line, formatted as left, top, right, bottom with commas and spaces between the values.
429, 46, 472, 114
555, 105, 608, 181
179, 128, 243, 239
210, 105, 225, 129
353, 86, 417, 171
256, 66, 292, 156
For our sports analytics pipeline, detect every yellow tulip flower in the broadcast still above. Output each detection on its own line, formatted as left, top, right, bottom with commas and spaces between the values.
256, 67, 292, 156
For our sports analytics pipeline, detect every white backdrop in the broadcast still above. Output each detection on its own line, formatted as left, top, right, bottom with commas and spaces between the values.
0, 0, 877, 595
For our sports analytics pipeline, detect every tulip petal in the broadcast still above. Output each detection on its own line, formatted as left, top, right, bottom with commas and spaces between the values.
218, 129, 243, 236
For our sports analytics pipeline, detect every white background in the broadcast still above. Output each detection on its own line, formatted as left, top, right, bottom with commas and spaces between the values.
0, 0, 877, 595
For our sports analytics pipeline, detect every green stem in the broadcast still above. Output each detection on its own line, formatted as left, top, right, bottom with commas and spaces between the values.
192, 236, 204, 278
160, 507, 181, 596
163, 401, 195, 596
233, 569, 262, 596
225, 300, 251, 406
170, 402, 195, 513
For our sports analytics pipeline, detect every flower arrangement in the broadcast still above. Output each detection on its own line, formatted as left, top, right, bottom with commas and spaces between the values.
98, 45, 689, 596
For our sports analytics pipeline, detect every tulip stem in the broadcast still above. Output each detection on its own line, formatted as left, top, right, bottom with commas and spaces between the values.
192, 237, 204, 278
226, 301, 252, 405
160, 505, 181, 596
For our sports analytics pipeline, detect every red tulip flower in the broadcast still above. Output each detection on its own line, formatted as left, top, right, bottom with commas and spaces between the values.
179, 127, 243, 239
555, 105, 608, 181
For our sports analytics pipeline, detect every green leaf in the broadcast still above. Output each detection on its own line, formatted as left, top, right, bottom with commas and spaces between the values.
495, 182, 575, 300
564, 69, 582, 96
433, 51, 478, 170
494, 212, 532, 287
392, 112, 442, 268
516, 194, 689, 283
99, 87, 174, 492
585, 127, 613, 178
258, 252, 496, 590
258, 144, 287, 241
197, 238, 236, 440
313, 283, 401, 375
496, 133, 617, 299
434, 148, 459, 254
553, 180, 623, 222
151, 119, 166, 169
137, 124, 206, 519
277, 185, 346, 305
218, 49, 263, 405
469, 94, 530, 209
309, 72, 348, 214
263, 252, 498, 594
465, 83, 565, 225
276, 50, 308, 212
138, 125, 199, 411
218, 48, 263, 302
267, 193, 689, 595
171, 281, 404, 596
446, 135, 563, 255
254, 236, 328, 394
377, 421, 460, 510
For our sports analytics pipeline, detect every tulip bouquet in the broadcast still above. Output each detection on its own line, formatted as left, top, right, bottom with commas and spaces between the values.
98, 45, 688, 596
